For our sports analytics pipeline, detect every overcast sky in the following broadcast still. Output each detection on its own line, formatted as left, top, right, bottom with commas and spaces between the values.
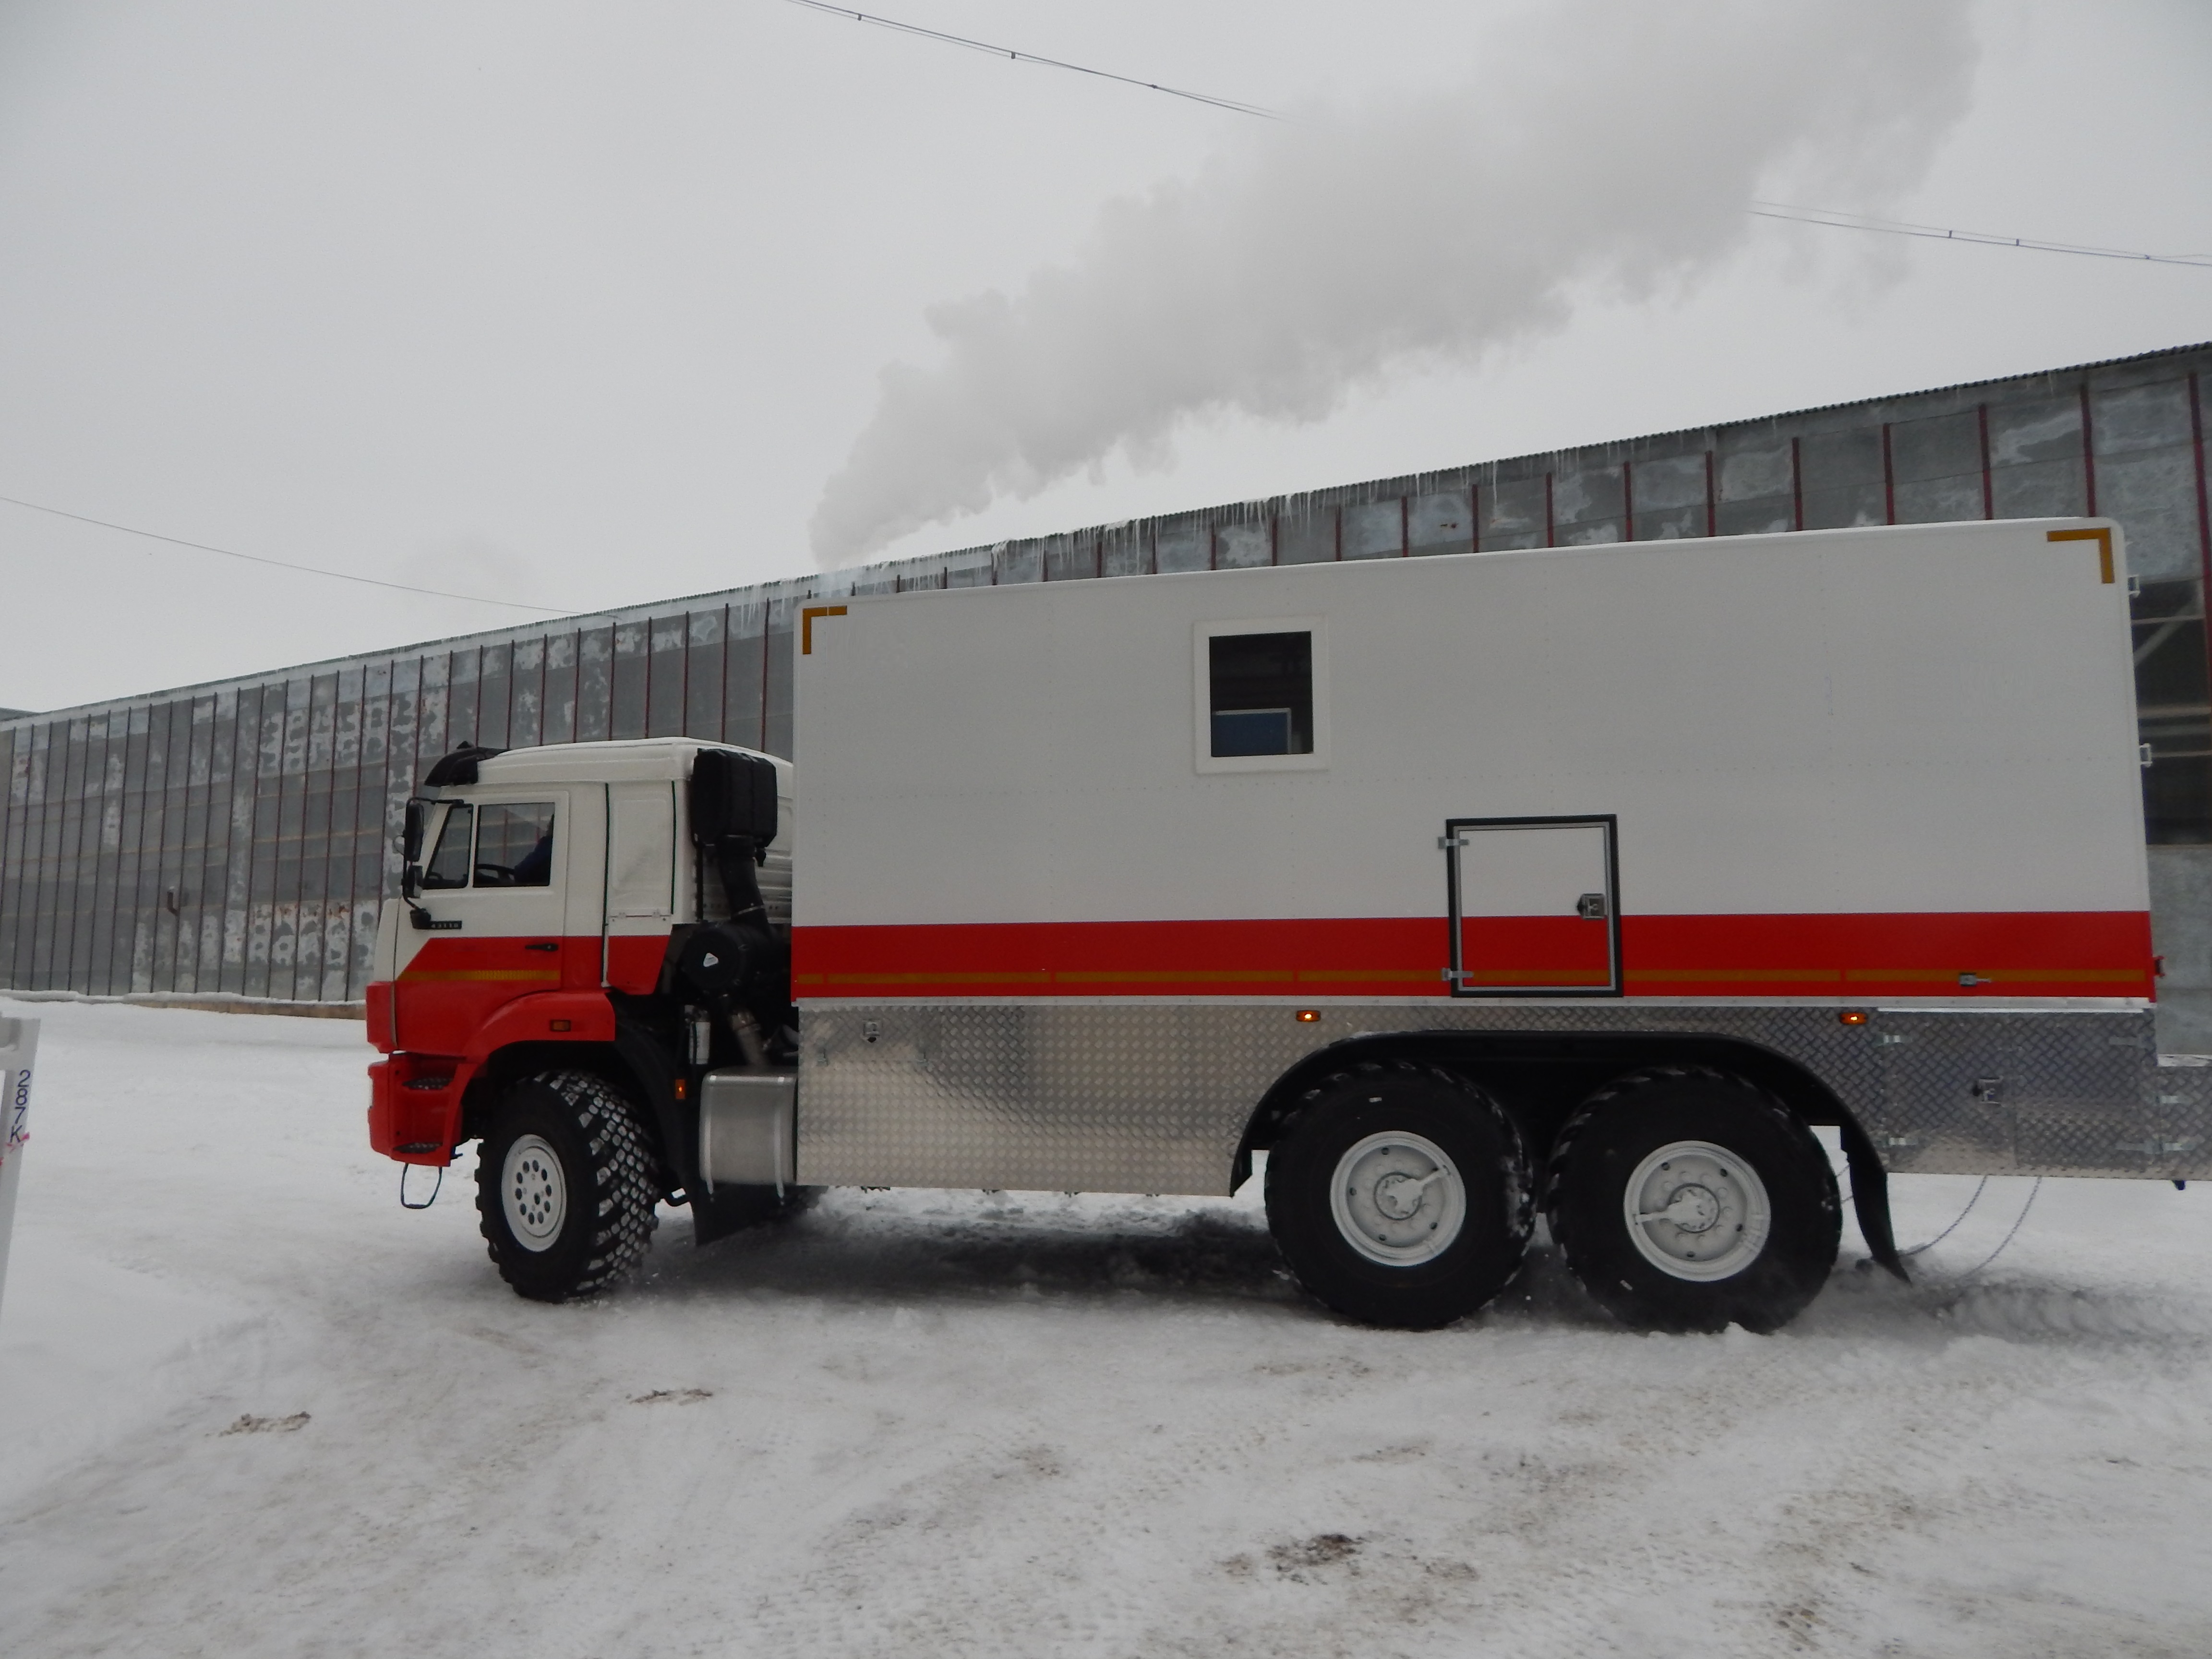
0, 0, 2206, 712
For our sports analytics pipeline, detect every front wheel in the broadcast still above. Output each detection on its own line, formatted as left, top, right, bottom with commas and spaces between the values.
477, 1070, 660, 1302
1543, 1067, 1839, 1334
1264, 1061, 1532, 1329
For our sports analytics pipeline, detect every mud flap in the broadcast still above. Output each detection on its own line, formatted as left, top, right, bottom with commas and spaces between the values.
688, 1183, 792, 1247
1838, 1115, 1908, 1281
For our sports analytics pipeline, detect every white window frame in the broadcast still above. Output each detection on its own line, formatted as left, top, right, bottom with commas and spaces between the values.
1193, 615, 1330, 775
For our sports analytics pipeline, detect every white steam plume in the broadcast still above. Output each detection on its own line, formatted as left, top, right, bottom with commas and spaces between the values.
810, 0, 1978, 567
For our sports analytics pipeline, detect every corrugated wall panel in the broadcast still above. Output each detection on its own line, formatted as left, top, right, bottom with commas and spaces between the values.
725, 603, 766, 750
242, 685, 281, 999
0, 728, 20, 988
1482, 474, 1547, 551
686, 609, 725, 741
142, 700, 177, 993
211, 688, 246, 993
1890, 409, 1984, 525
124, 701, 161, 994
1988, 392, 2088, 518
54, 718, 88, 992
647, 614, 685, 737
576, 626, 611, 744
764, 598, 797, 758
178, 696, 214, 993
509, 639, 543, 750
611, 624, 647, 739
17, 725, 46, 989
476, 643, 511, 751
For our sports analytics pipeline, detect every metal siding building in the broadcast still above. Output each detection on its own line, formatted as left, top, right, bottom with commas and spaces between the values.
5, 343, 2210, 1038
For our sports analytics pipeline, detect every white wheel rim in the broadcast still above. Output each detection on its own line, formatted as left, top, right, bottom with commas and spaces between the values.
1329, 1131, 1467, 1266
502, 1134, 567, 1251
1623, 1140, 1771, 1282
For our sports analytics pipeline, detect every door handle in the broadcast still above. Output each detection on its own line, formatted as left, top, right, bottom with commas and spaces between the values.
1576, 893, 1608, 920
523, 941, 559, 952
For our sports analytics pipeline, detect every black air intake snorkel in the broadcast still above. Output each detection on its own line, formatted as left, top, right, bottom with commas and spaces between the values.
688, 747, 779, 923
680, 749, 789, 1051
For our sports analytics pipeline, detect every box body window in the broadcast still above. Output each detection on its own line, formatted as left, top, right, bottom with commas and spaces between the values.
1209, 631, 1313, 757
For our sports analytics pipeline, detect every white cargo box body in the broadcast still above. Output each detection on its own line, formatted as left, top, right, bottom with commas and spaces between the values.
791, 520, 2173, 1195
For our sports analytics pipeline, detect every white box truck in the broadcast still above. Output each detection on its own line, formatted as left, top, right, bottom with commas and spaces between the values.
368, 518, 2207, 1332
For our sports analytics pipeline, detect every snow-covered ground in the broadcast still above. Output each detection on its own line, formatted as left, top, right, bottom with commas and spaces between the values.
3, 999, 2211, 1658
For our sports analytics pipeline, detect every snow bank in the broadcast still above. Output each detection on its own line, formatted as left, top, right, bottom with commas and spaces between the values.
3, 998, 2210, 1656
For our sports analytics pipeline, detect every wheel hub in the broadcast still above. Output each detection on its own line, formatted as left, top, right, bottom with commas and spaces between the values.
1329, 1132, 1468, 1267
502, 1133, 568, 1253
1623, 1141, 1773, 1283
1656, 1182, 1722, 1233
1373, 1169, 1432, 1220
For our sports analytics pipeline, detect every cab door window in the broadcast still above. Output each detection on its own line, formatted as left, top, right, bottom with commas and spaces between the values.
475, 803, 557, 888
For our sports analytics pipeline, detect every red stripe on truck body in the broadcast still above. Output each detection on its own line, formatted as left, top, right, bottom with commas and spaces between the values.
793, 911, 2154, 1001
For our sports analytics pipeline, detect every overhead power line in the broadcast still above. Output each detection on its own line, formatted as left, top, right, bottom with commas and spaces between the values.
781, 0, 1280, 119
1749, 202, 2212, 269
784, 3, 2200, 274
0, 493, 577, 615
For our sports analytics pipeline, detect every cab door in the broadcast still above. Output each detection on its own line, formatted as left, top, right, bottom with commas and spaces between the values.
603, 781, 678, 994
1443, 815, 1620, 997
393, 791, 571, 1055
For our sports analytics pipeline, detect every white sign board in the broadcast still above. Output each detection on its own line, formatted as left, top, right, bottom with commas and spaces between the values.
0, 1017, 40, 1323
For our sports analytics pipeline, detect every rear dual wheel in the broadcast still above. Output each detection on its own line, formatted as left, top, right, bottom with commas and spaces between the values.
1265, 1062, 1533, 1329
1543, 1067, 1839, 1333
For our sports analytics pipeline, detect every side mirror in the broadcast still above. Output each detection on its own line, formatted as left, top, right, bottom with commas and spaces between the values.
402, 801, 425, 864
402, 863, 422, 901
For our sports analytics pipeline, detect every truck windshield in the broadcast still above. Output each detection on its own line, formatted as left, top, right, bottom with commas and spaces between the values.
421, 805, 474, 890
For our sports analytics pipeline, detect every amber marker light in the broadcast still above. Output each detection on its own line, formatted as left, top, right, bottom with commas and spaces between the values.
1295, 1009, 1321, 1023
549, 1019, 572, 1032
1839, 1010, 1869, 1026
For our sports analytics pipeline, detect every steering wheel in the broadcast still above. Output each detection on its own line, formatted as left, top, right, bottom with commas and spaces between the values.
474, 862, 517, 887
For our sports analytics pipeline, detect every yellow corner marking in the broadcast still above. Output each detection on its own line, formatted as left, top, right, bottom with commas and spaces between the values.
801, 605, 848, 654
2048, 526, 2114, 584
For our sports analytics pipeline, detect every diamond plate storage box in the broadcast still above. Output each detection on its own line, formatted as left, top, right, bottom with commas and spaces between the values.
797, 1002, 2211, 1191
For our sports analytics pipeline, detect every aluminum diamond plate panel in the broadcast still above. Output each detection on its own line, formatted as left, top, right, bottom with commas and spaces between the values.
795, 1000, 2209, 1193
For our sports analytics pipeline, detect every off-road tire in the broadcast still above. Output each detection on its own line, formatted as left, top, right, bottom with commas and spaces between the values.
1544, 1066, 1839, 1334
1265, 1061, 1533, 1330
477, 1069, 660, 1302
